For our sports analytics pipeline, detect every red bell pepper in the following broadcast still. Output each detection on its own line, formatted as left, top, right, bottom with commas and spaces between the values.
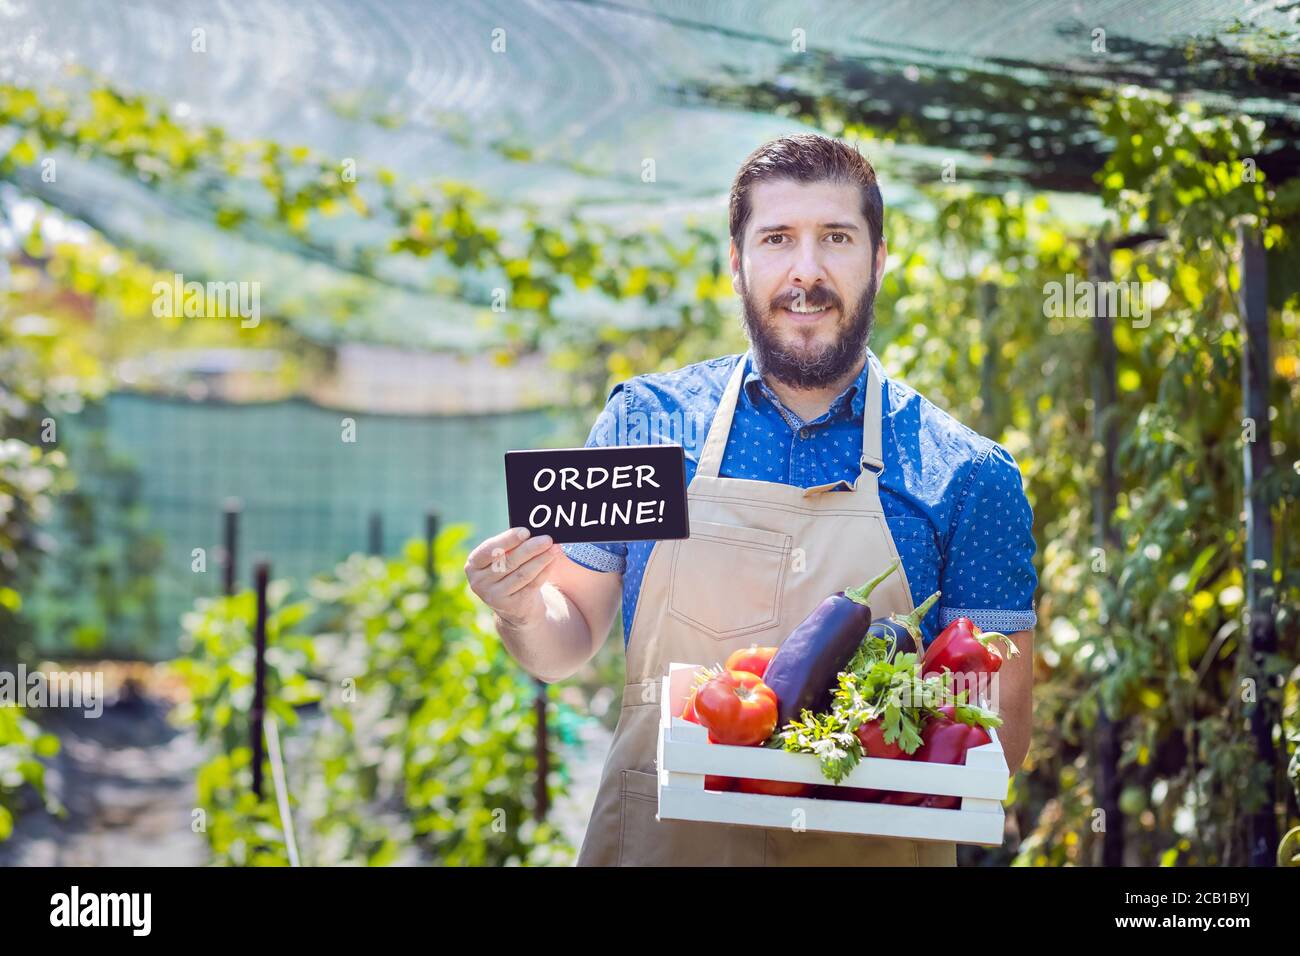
833, 718, 915, 802
856, 716, 911, 760
879, 705, 994, 808
922, 617, 1018, 682
736, 777, 814, 797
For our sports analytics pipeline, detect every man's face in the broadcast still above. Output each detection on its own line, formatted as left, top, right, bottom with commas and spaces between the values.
730, 178, 885, 389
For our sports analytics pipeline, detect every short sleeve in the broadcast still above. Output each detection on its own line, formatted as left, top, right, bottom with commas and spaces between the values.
560, 382, 629, 574
937, 442, 1038, 635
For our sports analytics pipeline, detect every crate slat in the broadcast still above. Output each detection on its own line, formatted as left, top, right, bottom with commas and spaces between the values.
658, 784, 1005, 845
660, 727, 1008, 798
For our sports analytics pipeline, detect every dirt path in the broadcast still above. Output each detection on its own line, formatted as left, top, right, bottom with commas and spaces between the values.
0, 666, 612, 866
0, 685, 207, 867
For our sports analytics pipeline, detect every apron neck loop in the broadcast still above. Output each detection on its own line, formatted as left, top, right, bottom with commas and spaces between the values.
860, 356, 885, 473
697, 350, 887, 479
696, 352, 749, 478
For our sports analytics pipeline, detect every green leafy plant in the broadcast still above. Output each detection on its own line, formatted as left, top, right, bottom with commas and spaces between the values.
174, 528, 588, 866
0, 706, 60, 843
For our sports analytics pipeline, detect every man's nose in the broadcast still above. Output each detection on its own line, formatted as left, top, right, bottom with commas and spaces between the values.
788, 237, 828, 286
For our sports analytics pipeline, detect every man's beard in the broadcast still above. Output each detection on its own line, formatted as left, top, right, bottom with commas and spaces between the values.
739, 268, 877, 389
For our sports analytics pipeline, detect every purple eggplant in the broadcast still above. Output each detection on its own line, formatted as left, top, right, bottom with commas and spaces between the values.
864, 589, 942, 661
765, 559, 900, 728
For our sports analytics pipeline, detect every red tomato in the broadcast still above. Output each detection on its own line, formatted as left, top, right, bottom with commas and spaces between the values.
737, 778, 814, 797
680, 690, 737, 791
724, 645, 779, 680
693, 670, 779, 746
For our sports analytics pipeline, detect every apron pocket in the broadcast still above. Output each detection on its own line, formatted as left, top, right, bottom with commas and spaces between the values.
618, 770, 764, 866
667, 520, 791, 640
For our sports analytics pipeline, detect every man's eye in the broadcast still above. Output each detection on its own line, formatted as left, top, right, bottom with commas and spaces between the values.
827, 232, 849, 243
764, 234, 787, 245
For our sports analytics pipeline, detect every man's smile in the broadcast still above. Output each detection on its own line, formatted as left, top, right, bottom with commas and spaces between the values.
779, 303, 837, 324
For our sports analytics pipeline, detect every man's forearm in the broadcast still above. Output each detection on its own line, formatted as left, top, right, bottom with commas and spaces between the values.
997, 693, 1031, 775
994, 628, 1034, 774
494, 582, 596, 683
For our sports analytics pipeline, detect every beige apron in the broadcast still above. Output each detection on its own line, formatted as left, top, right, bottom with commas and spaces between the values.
576, 350, 958, 866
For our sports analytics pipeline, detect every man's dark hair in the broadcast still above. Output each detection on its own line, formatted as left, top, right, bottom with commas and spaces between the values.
729, 133, 884, 256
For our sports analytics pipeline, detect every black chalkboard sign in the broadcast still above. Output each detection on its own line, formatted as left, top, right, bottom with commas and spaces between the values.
504, 445, 690, 544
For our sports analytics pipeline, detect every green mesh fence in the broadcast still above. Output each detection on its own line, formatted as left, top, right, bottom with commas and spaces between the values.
25, 393, 570, 659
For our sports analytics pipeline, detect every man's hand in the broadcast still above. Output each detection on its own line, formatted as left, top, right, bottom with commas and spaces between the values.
465, 527, 561, 632
464, 527, 623, 682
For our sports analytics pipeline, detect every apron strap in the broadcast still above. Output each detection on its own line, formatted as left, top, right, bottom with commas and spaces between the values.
697, 349, 886, 478
861, 355, 884, 472
695, 352, 749, 478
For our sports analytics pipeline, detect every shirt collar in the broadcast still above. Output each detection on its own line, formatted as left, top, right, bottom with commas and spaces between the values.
741, 348, 875, 423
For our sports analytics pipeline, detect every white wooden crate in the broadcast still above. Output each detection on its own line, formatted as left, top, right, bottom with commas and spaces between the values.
656, 663, 1009, 846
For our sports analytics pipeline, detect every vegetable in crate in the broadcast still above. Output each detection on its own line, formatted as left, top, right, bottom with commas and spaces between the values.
879, 703, 1002, 808
829, 716, 916, 803
922, 617, 1019, 681
683, 668, 810, 796
862, 589, 942, 661
789, 646, 934, 797
692, 669, 779, 746
680, 680, 737, 791
856, 717, 911, 759
779, 706, 873, 790
737, 777, 814, 797
764, 558, 901, 730
841, 640, 934, 760
831, 586, 944, 795
724, 644, 779, 679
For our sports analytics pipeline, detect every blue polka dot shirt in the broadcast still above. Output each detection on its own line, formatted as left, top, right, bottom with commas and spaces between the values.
562, 349, 1038, 649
